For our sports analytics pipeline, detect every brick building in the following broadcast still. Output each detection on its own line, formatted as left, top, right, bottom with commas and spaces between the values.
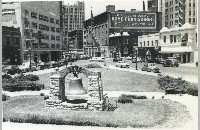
2, 26, 21, 65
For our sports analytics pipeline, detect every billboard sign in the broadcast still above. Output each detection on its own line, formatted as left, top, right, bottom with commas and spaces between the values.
110, 12, 156, 29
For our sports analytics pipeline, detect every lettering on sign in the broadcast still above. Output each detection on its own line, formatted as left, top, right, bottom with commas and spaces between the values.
111, 12, 156, 28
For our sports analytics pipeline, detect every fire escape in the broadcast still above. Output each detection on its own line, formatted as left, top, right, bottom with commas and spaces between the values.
178, 0, 185, 27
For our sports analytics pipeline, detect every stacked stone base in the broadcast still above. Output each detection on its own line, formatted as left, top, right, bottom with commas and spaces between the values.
45, 99, 88, 110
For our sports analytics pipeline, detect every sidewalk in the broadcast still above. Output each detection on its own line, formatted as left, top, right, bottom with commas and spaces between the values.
179, 63, 197, 68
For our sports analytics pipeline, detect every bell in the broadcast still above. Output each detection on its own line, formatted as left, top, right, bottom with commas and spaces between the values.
66, 77, 87, 95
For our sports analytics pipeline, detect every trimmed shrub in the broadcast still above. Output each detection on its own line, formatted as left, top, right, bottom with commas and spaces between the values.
40, 93, 45, 96
2, 93, 10, 101
157, 75, 198, 96
15, 74, 39, 81
44, 95, 49, 100
118, 94, 147, 104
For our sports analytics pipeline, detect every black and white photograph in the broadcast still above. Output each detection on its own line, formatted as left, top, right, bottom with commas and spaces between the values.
1, 0, 198, 130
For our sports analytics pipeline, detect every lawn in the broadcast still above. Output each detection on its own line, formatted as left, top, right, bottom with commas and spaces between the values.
3, 95, 191, 128
37, 67, 163, 92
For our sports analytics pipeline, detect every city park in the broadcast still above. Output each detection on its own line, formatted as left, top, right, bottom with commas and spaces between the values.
2, 58, 198, 129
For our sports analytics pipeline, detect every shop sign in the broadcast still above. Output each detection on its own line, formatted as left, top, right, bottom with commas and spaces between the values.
111, 12, 156, 29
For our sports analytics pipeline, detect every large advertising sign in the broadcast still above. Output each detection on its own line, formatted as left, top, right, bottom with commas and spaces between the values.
110, 12, 156, 29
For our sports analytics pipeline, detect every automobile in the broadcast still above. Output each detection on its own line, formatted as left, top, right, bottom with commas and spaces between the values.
141, 63, 160, 73
50, 61, 60, 68
60, 59, 69, 66
126, 56, 132, 60
89, 57, 104, 62
113, 57, 123, 62
38, 62, 51, 70
195, 61, 198, 67
79, 55, 89, 60
147, 58, 157, 63
132, 57, 142, 63
155, 58, 165, 64
163, 58, 179, 67
2, 65, 21, 75
115, 61, 130, 68
19, 61, 37, 72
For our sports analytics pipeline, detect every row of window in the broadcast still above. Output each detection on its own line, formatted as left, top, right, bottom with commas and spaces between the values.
24, 10, 60, 25
163, 34, 188, 43
31, 22, 60, 33
5, 36, 20, 46
34, 43, 60, 49
140, 40, 158, 47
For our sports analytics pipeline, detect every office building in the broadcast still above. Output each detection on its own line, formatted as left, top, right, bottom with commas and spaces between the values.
160, 0, 197, 28
2, 2, 63, 63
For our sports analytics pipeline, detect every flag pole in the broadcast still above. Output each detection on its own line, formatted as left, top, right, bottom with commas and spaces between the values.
91, 7, 94, 57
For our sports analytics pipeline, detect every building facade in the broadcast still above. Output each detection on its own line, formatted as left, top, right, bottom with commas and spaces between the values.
2, 2, 63, 63
160, 0, 197, 28
159, 23, 198, 63
63, 1, 85, 54
138, 33, 160, 59
83, 6, 161, 58
2, 26, 21, 65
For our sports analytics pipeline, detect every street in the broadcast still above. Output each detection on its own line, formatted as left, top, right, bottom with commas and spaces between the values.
74, 59, 198, 83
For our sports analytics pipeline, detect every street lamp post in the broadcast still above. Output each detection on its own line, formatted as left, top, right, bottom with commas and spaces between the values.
120, 30, 123, 58
29, 47, 32, 71
104, 49, 106, 66
135, 49, 138, 70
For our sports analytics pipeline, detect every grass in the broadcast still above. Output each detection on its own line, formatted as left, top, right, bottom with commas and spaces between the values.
36, 67, 163, 92
3, 95, 191, 128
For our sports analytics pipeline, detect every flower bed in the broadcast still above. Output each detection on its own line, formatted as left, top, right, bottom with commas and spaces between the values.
157, 75, 198, 96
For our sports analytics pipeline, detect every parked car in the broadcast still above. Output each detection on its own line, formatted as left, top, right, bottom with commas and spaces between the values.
113, 57, 123, 62
38, 62, 51, 70
50, 61, 60, 68
19, 61, 37, 72
116, 61, 130, 68
163, 59, 179, 67
132, 57, 142, 63
2, 65, 21, 75
126, 56, 132, 60
155, 58, 165, 64
89, 57, 104, 62
147, 58, 157, 63
79, 55, 89, 60
141, 63, 160, 73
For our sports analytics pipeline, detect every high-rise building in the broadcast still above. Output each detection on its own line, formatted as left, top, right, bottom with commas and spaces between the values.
2, 2, 63, 63
160, 0, 197, 28
63, 1, 85, 32
63, 1, 85, 54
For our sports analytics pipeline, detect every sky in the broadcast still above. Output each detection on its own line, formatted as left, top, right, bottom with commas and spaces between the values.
64, 0, 144, 20
2, 0, 144, 20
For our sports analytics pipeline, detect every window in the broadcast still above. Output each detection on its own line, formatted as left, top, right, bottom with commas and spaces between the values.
155, 40, 158, 46
163, 36, 166, 43
6, 36, 10, 46
31, 12, 37, 19
189, 11, 191, 16
51, 44, 55, 48
193, 11, 195, 16
189, 3, 191, 7
147, 41, 149, 46
193, 18, 195, 24
56, 36, 60, 41
14, 37, 20, 45
32, 22, 37, 29
174, 35, 177, 42
56, 20, 60, 25
189, 18, 191, 24
51, 27, 55, 32
56, 44, 60, 49
144, 41, 145, 46
193, 3, 195, 7
50, 18, 55, 23
140, 42, 142, 47
170, 35, 173, 43
24, 10, 29, 18
46, 26, 49, 31
56, 28, 60, 33
151, 41, 153, 46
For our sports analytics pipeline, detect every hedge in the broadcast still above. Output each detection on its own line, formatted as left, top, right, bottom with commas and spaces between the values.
157, 75, 198, 96
118, 94, 147, 104
15, 74, 39, 81
2, 93, 10, 101
83, 63, 102, 69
